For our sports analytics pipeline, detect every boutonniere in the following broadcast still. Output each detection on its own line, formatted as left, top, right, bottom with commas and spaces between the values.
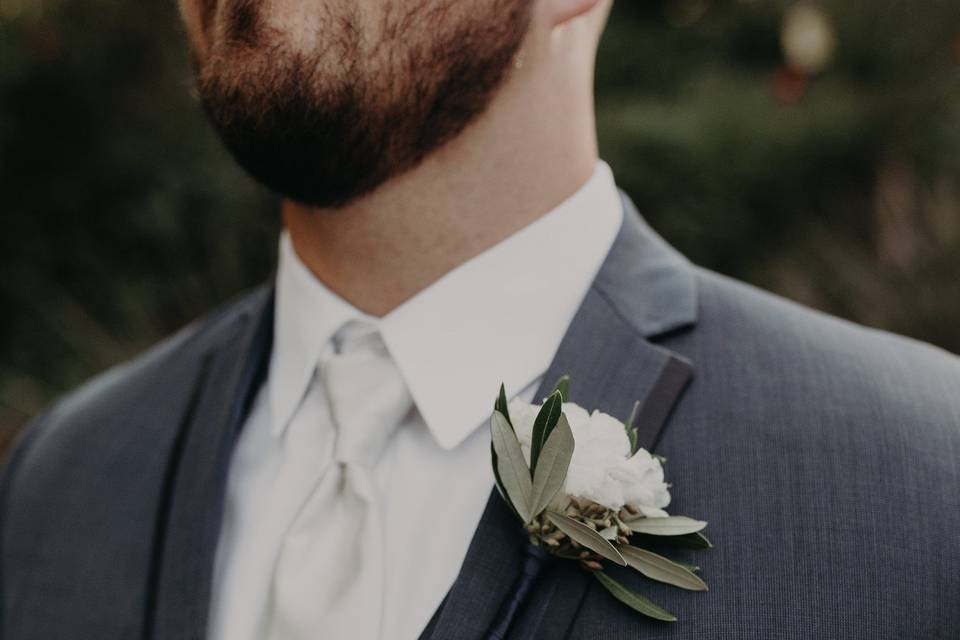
490, 376, 711, 623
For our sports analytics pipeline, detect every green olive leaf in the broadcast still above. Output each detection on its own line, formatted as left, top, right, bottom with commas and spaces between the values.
529, 390, 563, 473
624, 515, 708, 536
625, 400, 641, 432
490, 442, 520, 520
490, 410, 533, 523
618, 544, 708, 591
495, 383, 513, 428
551, 374, 571, 403
529, 413, 574, 518
632, 531, 714, 550
545, 511, 626, 566
594, 572, 677, 622
625, 400, 641, 454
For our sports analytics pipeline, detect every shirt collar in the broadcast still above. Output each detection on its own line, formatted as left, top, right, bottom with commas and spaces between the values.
268, 160, 623, 447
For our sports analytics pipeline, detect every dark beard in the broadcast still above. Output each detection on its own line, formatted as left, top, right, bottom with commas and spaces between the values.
193, 1, 532, 208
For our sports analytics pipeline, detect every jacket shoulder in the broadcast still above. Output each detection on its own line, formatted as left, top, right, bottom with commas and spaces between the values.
690, 268, 960, 430
8, 285, 270, 466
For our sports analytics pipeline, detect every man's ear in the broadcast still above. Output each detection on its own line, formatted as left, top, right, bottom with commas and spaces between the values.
550, 0, 606, 26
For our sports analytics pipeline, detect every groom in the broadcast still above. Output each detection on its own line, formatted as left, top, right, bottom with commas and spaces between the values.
3, 0, 959, 638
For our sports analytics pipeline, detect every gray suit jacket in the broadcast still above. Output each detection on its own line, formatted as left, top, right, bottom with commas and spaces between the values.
2, 196, 959, 639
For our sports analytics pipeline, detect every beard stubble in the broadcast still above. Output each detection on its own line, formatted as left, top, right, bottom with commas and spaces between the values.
192, 0, 533, 208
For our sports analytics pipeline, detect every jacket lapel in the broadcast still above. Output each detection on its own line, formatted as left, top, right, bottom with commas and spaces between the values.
146, 289, 274, 640
424, 195, 698, 640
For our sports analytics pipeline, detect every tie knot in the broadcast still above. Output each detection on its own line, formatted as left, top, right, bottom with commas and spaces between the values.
320, 322, 413, 466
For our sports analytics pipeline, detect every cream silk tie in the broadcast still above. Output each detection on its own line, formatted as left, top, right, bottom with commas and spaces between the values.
268, 324, 414, 640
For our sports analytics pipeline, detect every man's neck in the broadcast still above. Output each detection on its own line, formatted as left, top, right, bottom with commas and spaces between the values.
283, 24, 600, 317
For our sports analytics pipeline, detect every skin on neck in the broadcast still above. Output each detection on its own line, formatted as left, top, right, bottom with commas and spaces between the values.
284, 0, 612, 317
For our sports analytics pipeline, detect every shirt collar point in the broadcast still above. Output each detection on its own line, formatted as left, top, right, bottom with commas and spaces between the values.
419, 404, 489, 451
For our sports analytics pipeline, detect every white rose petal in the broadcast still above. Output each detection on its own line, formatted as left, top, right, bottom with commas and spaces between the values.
611, 449, 671, 516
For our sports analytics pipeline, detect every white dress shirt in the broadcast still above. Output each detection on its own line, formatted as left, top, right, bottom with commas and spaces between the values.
207, 161, 624, 640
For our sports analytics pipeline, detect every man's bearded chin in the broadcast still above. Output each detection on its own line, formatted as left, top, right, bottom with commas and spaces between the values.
191, 1, 532, 209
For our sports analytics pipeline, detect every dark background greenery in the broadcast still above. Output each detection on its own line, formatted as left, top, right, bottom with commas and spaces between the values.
2, 0, 958, 451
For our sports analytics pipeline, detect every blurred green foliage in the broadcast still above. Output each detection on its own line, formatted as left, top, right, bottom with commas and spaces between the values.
1, 0, 959, 443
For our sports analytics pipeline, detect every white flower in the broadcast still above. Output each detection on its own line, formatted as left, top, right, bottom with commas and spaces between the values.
508, 398, 671, 514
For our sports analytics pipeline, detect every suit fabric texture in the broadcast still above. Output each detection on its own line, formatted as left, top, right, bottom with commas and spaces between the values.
2, 195, 959, 639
